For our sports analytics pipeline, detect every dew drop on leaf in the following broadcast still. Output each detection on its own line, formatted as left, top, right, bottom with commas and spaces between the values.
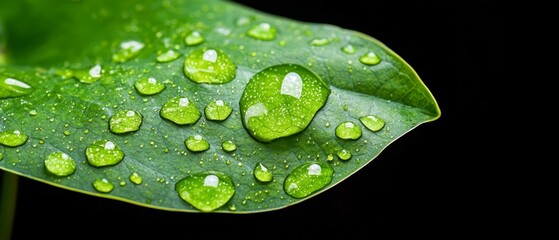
204, 99, 233, 121
253, 162, 273, 183
0, 76, 33, 99
335, 121, 362, 140
184, 31, 205, 46
336, 149, 352, 161
156, 49, 181, 63
175, 171, 235, 212
359, 51, 381, 65
221, 140, 237, 152
284, 162, 334, 198
0, 130, 28, 147
247, 22, 277, 40
93, 178, 114, 193
85, 140, 125, 167
359, 115, 385, 132
129, 172, 143, 185
112, 40, 145, 63
109, 110, 143, 134
185, 134, 210, 152
159, 96, 201, 125
183, 48, 236, 84
44, 152, 76, 177
341, 44, 356, 54
134, 77, 166, 95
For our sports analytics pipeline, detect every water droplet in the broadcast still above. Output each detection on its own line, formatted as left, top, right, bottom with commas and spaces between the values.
44, 152, 76, 176
183, 48, 236, 84
175, 171, 235, 212
85, 140, 125, 167
240, 64, 330, 142
112, 40, 145, 63
0, 130, 28, 147
29, 110, 37, 116
185, 135, 210, 152
336, 149, 352, 161
247, 22, 277, 40
221, 140, 237, 152
109, 110, 143, 134
0, 76, 33, 99
73, 64, 102, 83
253, 162, 273, 183
204, 100, 233, 121
93, 178, 114, 193
134, 77, 165, 95
284, 162, 334, 198
360, 115, 385, 132
156, 49, 181, 63
309, 38, 330, 46
335, 121, 362, 140
129, 172, 143, 185
341, 44, 356, 54
359, 51, 381, 65
184, 31, 205, 46
159, 96, 201, 125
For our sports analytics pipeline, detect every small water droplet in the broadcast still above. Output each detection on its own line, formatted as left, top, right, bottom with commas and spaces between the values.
309, 38, 330, 46
29, 110, 37, 116
221, 140, 237, 152
175, 171, 235, 212
240, 64, 330, 142
0, 130, 28, 147
341, 44, 356, 54
44, 152, 76, 177
0, 76, 33, 99
129, 172, 143, 185
247, 22, 277, 40
336, 149, 352, 161
335, 121, 362, 140
185, 135, 210, 152
134, 77, 165, 95
93, 178, 114, 193
205, 99, 233, 121
160, 96, 201, 125
327, 154, 334, 161
185, 31, 205, 46
183, 48, 236, 84
63, 130, 71, 136
253, 162, 273, 182
73, 65, 102, 83
112, 40, 145, 63
109, 110, 143, 134
284, 162, 334, 198
85, 140, 125, 167
359, 51, 381, 65
156, 49, 181, 63
360, 115, 385, 132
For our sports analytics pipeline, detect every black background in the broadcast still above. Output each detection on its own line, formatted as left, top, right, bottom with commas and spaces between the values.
4, 1, 505, 238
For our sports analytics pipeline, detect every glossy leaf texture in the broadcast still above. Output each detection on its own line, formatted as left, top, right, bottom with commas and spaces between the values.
0, 0, 440, 213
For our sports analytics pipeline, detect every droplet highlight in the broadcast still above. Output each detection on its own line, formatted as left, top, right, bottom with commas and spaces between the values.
0, 76, 33, 99
204, 100, 233, 121
0, 130, 28, 147
175, 171, 235, 212
183, 48, 236, 84
284, 162, 334, 198
134, 77, 165, 95
44, 152, 76, 177
85, 140, 125, 167
159, 96, 201, 125
109, 110, 143, 133
335, 121, 362, 140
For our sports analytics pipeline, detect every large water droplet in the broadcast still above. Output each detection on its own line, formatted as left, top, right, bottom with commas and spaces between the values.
134, 77, 165, 95
0, 76, 33, 99
109, 110, 143, 133
335, 121, 362, 140
204, 100, 233, 121
156, 49, 181, 63
85, 140, 125, 167
93, 178, 114, 193
112, 40, 145, 63
185, 135, 210, 152
253, 162, 273, 183
160, 96, 201, 125
359, 51, 381, 65
44, 152, 76, 177
129, 172, 143, 185
284, 162, 334, 198
240, 64, 330, 142
221, 140, 237, 152
360, 115, 385, 132
185, 31, 205, 46
183, 48, 236, 84
175, 171, 235, 212
0, 130, 28, 147
247, 22, 277, 40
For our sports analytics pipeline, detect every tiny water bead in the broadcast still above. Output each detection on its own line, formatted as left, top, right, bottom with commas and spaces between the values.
253, 162, 273, 183
184, 31, 205, 46
129, 172, 143, 185
134, 77, 166, 95
341, 44, 356, 54
183, 48, 236, 84
335, 121, 362, 140
221, 140, 237, 152
0, 130, 28, 147
73, 64, 102, 83
0, 75, 33, 99
247, 22, 277, 40
175, 171, 235, 212
156, 49, 181, 63
360, 115, 385, 132
359, 51, 382, 65
204, 100, 233, 121
284, 162, 334, 198
109, 110, 143, 134
159, 96, 201, 125
240, 64, 330, 142
185, 135, 210, 152
93, 178, 114, 193
112, 40, 145, 63
85, 140, 125, 167
309, 38, 331, 46
44, 152, 76, 177
336, 149, 352, 161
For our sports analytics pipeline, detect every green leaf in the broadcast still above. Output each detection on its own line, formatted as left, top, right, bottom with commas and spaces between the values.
0, 0, 440, 213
